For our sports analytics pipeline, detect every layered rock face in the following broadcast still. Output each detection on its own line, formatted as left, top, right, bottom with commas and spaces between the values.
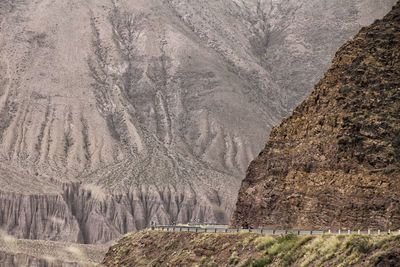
0, 0, 397, 246
232, 2, 400, 231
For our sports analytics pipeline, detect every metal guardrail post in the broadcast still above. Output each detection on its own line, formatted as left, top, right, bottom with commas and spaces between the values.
154, 225, 398, 236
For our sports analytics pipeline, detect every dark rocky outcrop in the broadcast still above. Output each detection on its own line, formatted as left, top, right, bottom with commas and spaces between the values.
231, 2, 400, 231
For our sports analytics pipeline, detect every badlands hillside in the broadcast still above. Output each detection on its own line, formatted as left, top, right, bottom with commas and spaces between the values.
232, 1, 400, 231
102, 2, 400, 267
0, 0, 396, 254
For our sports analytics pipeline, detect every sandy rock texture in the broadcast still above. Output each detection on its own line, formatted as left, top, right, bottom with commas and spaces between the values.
232, 1, 400, 231
0, 234, 107, 267
0, 0, 397, 246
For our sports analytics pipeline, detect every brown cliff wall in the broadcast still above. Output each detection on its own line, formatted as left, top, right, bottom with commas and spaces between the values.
231, 1, 400, 231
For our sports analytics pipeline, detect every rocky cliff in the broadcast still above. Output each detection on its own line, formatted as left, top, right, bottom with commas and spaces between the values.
232, 1, 400, 231
0, 0, 397, 246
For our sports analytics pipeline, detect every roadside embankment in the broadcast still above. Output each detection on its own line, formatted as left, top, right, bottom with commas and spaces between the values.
102, 230, 400, 266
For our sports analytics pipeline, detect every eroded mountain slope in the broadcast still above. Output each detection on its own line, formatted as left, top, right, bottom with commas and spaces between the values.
0, 0, 397, 245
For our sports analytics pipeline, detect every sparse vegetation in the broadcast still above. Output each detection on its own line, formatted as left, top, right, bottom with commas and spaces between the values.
254, 236, 275, 251
164, 239, 179, 250
251, 258, 271, 267
229, 252, 239, 265
222, 242, 230, 250
241, 234, 257, 248
102, 230, 400, 266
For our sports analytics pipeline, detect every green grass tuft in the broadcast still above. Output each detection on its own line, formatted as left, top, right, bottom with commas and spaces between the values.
254, 236, 275, 251
251, 258, 271, 267
229, 252, 240, 265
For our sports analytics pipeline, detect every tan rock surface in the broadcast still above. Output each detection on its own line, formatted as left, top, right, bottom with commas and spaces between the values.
0, 234, 107, 267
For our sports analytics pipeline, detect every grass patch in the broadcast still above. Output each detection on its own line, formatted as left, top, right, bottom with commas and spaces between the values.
334, 235, 373, 266
206, 256, 218, 267
260, 234, 299, 266
254, 236, 275, 251
344, 235, 372, 254
222, 242, 230, 250
280, 235, 312, 266
199, 256, 207, 264
251, 258, 271, 267
239, 258, 253, 267
229, 252, 239, 265
164, 240, 179, 250
316, 236, 341, 264
254, 234, 313, 266
374, 234, 400, 249
265, 234, 298, 256
241, 235, 257, 248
